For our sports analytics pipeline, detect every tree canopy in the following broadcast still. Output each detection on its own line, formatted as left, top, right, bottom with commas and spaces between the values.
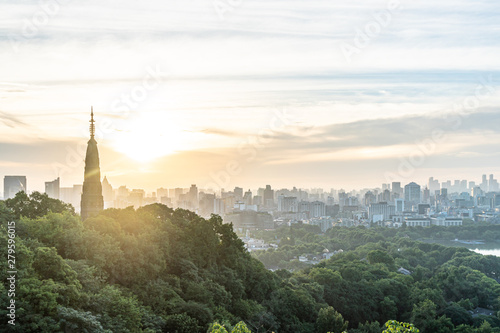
1, 193, 500, 332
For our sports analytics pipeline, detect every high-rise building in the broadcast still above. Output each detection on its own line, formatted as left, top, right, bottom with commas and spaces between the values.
102, 176, 114, 207
45, 177, 60, 199
129, 189, 145, 208
253, 195, 262, 206
428, 177, 440, 193
310, 201, 326, 218
404, 182, 421, 206
392, 182, 402, 196
481, 174, 488, 191
157, 187, 169, 201
243, 190, 252, 205
234, 187, 243, 200
60, 185, 82, 212
80, 108, 104, 220
325, 204, 340, 218
278, 196, 298, 212
189, 184, 199, 208
263, 185, 274, 208
460, 180, 468, 193
382, 189, 391, 202
489, 174, 499, 192
395, 198, 405, 213
199, 193, 215, 217
422, 187, 430, 203
3, 175, 27, 199
338, 192, 348, 208
369, 202, 395, 222
364, 191, 376, 206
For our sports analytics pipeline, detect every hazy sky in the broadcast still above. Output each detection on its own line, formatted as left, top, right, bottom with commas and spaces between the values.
1, 0, 500, 193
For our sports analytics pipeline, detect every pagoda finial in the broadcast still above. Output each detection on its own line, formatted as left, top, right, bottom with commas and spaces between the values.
90, 106, 95, 139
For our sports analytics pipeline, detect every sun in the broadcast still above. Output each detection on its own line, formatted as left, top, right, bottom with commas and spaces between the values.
110, 114, 180, 163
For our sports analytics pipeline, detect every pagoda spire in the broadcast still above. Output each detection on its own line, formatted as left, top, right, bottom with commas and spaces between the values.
90, 106, 95, 139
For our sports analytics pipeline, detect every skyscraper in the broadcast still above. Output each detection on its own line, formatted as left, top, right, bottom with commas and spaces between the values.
404, 182, 421, 206
392, 182, 402, 196
3, 175, 27, 199
263, 185, 274, 208
45, 177, 60, 199
80, 108, 104, 220
102, 176, 114, 207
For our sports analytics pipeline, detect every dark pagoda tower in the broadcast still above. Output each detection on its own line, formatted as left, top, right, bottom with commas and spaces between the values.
81, 107, 104, 220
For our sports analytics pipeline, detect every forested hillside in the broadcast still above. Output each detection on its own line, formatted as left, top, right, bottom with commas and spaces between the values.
1, 192, 500, 333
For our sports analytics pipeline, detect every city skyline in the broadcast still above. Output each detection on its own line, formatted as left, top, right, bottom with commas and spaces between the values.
2, 0, 500, 193
3, 171, 499, 199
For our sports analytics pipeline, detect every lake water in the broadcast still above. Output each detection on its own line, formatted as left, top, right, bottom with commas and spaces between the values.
472, 248, 500, 257
421, 239, 500, 257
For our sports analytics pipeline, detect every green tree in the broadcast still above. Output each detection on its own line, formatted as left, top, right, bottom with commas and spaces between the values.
316, 306, 348, 333
383, 320, 419, 332
57, 306, 110, 333
231, 321, 252, 333
164, 313, 200, 333
5, 191, 74, 219
209, 322, 229, 333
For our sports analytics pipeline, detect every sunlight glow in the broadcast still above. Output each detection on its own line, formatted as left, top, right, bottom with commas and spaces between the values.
110, 114, 181, 163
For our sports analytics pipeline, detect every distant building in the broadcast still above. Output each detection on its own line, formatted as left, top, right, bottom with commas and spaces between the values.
428, 177, 440, 193
369, 202, 395, 222
252, 195, 262, 206
422, 187, 430, 203
404, 182, 421, 207
44, 177, 60, 199
417, 203, 431, 215
397, 267, 412, 275
325, 204, 340, 218
234, 187, 243, 200
392, 182, 402, 196
189, 184, 198, 209
298, 201, 310, 214
60, 185, 83, 212
243, 190, 252, 205
102, 176, 113, 204
213, 197, 225, 215
310, 201, 326, 218
481, 174, 488, 191
263, 185, 274, 208
129, 189, 145, 208
489, 174, 499, 192
395, 198, 405, 213
199, 193, 215, 217
441, 188, 448, 200
309, 217, 333, 232
278, 196, 298, 212
364, 191, 376, 206
431, 217, 463, 226
404, 217, 430, 227
3, 175, 27, 199
224, 210, 274, 230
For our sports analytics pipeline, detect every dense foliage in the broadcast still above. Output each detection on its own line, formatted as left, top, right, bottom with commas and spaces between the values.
251, 222, 500, 270
1, 192, 500, 332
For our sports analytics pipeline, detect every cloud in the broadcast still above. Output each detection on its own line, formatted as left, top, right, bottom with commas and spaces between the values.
197, 128, 239, 137
0, 110, 28, 128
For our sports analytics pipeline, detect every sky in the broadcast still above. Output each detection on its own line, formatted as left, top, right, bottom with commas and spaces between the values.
1, 0, 500, 193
